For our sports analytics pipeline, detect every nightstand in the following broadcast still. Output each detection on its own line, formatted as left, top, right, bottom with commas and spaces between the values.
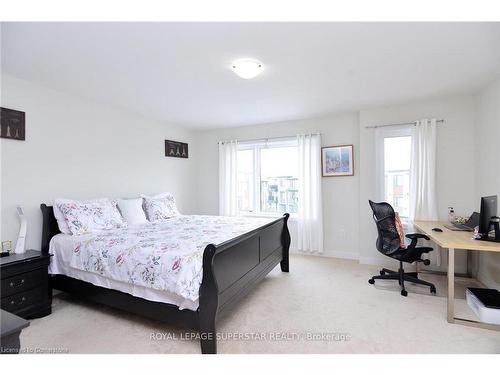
0, 250, 52, 319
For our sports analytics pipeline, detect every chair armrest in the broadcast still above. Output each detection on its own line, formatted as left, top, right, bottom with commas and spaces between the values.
405, 233, 430, 241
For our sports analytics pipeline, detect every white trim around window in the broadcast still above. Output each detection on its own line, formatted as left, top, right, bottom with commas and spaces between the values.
375, 125, 413, 220
236, 137, 299, 218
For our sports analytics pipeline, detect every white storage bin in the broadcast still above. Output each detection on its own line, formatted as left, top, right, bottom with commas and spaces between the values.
466, 288, 500, 325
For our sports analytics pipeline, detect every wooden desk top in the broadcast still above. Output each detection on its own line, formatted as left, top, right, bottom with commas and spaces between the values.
413, 221, 500, 252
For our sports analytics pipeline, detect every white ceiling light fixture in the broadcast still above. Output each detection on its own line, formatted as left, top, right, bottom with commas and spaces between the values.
231, 58, 263, 79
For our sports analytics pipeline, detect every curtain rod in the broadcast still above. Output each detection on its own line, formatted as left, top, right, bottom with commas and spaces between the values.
218, 133, 321, 145
365, 119, 444, 129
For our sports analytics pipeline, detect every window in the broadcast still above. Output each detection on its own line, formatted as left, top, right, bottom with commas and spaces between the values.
236, 149, 254, 212
383, 135, 412, 217
236, 139, 298, 216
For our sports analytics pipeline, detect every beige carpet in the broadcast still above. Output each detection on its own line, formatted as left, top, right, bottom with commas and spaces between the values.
20, 254, 500, 354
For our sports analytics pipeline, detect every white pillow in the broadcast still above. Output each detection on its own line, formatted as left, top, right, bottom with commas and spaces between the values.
56, 198, 126, 235
116, 198, 148, 226
141, 192, 179, 222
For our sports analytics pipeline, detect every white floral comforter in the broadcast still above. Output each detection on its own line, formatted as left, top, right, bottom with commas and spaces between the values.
60, 215, 276, 302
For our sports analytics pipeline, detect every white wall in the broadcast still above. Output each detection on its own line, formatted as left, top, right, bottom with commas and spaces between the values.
475, 77, 500, 289
195, 113, 360, 259
195, 95, 479, 267
358, 95, 477, 271
0, 75, 198, 251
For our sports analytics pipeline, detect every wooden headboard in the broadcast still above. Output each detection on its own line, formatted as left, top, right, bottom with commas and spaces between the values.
40, 204, 61, 255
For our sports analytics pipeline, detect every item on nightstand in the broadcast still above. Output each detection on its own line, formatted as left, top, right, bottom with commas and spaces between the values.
14, 206, 27, 254
466, 288, 500, 325
1, 241, 12, 257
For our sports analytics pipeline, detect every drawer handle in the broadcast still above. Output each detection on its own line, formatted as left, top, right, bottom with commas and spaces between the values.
9, 279, 26, 287
9, 297, 26, 305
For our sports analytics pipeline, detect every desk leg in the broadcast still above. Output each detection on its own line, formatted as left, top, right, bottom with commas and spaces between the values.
466, 250, 473, 278
447, 248, 455, 323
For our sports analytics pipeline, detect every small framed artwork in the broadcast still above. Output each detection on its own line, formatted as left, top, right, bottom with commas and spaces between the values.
0, 107, 26, 141
322, 144, 354, 177
165, 140, 188, 158
1, 240, 12, 257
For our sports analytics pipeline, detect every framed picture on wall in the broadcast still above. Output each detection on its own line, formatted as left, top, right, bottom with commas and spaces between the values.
165, 139, 188, 158
0, 107, 25, 141
321, 144, 354, 177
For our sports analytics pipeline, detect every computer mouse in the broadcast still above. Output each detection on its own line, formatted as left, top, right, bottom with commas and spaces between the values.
432, 228, 443, 232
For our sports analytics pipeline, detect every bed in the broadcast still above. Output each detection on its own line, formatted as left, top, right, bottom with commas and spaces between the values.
41, 204, 290, 354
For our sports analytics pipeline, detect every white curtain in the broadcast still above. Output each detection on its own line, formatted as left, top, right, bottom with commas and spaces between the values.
297, 134, 324, 253
218, 140, 238, 216
410, 118, 440, 265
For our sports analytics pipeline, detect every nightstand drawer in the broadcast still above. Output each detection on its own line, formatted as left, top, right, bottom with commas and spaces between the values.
1, 286, 47, 314
1, 268, 47, 297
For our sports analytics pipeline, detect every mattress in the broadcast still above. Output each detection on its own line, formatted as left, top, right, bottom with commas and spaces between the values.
49, 215, 276, 311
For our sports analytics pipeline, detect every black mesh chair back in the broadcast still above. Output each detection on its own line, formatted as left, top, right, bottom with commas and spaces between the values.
369, 200, 401, 255
367, 200, 436, 296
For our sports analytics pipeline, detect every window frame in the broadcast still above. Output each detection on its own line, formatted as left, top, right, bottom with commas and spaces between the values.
236, 138, 298, 218
375, 126, 413, 220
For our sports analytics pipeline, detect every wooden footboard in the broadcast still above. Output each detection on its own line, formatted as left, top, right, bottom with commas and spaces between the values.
40, 204, 290, 354
199, 214, 290, 353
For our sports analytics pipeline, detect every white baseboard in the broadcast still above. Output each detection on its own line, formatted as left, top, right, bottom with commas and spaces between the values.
323, 250, 359, 260
292, 249, 470, 273
291, 249, 359, 261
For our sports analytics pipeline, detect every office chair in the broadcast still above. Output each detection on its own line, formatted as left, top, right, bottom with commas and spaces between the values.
368, 200, 437, 297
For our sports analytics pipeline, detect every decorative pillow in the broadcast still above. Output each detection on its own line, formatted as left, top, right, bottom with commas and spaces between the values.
141, 192, 179, 222
116, 198, 148, 226
394, 212, 406, 249
56, 198, 126, 235
53, 201, 72, 234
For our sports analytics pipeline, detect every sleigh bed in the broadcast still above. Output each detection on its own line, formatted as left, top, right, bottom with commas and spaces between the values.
41, 204, 290, 354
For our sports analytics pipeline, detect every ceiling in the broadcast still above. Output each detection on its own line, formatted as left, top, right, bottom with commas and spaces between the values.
1, 22, 499, 129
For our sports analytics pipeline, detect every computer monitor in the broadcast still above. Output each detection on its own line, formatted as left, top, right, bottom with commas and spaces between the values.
479, 195, 498, 239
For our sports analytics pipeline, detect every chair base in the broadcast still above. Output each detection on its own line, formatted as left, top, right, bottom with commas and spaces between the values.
368, 263, 436, 296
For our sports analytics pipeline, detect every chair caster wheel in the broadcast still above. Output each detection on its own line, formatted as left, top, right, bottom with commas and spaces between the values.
380, 270, 385, 275
401, 290, 408, 297
423, 259, 430, 266
368, 278, 375, 284
430, 286, 436, 294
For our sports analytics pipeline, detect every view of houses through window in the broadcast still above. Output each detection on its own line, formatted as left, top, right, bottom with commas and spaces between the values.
383, 136, 412, 218
237, 141, 299, 215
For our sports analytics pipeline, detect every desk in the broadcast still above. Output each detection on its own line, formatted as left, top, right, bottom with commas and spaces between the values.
414, 221, 500, 331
